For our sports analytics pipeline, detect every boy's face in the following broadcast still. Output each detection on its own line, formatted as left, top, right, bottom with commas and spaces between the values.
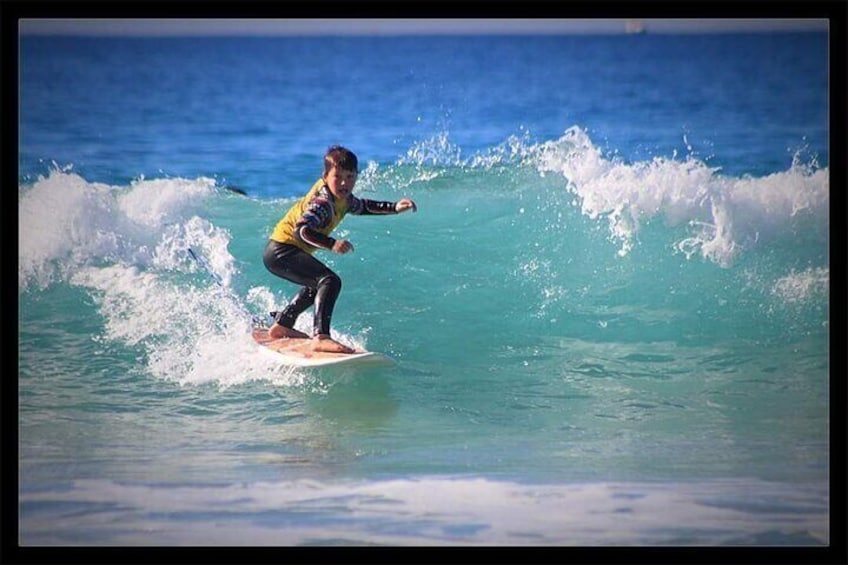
324, 166, 357, 200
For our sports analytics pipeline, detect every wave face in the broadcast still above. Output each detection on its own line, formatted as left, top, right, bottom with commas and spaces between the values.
20, 126, 829, 355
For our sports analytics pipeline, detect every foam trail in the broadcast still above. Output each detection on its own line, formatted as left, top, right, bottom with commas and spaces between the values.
69, 261, 314, 389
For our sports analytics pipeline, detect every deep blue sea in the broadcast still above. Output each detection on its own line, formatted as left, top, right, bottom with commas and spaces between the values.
18, 32, 831, 548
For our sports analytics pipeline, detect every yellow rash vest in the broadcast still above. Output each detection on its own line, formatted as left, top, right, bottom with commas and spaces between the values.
269, 178, 399, 254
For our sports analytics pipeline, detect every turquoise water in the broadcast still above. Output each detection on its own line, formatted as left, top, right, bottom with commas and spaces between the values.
18, 32, 831, 547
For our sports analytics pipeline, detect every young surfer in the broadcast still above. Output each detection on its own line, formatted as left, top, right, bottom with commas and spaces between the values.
263, 146, 417, 353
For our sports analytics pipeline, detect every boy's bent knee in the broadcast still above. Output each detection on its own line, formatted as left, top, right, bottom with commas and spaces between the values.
317, 272, 341, 293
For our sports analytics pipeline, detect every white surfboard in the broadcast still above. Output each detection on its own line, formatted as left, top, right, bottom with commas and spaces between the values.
252, 328, 393, 368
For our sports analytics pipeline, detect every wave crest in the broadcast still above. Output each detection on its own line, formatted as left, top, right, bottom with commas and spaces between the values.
532, 126, 828, 267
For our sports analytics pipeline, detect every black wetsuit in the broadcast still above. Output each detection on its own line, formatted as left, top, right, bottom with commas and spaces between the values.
264, 180, 399, 336
263, 241, 341, 336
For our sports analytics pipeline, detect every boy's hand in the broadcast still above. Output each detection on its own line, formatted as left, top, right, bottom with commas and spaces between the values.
395, 199, 418, 213
332, 239, 354, 254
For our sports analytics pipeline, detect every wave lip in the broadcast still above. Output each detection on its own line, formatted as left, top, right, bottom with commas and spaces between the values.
18, 168, 219, 290
531, 126, 828, 267
375, 126, 828, 268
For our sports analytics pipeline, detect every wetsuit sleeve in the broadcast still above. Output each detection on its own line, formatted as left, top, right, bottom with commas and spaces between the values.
297, 226, 336, 250
347, 195, 400, 216
295, 195, 336, 250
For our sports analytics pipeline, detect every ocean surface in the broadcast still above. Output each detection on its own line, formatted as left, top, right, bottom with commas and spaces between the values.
18, 32, 831, 548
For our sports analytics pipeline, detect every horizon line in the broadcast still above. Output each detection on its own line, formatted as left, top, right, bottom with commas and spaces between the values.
19, 18, 830, 37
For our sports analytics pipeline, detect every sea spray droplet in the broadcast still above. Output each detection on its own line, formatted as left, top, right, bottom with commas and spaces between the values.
771, 268, 829, 304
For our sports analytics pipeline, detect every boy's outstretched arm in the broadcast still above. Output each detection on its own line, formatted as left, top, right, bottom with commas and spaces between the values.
349, 196, 418, 215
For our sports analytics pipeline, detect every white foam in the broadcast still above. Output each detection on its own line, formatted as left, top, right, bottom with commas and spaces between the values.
532, 127, 829, 267
19, 169, 121, 289
18, 169, 219, 290
118, 175, 216, 229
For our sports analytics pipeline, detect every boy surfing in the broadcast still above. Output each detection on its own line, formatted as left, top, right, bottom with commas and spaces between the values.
263, 146, 417, 353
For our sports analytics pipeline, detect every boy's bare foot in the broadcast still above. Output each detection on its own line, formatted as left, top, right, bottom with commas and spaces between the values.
312, 334, 355, 354
268, 323, 309, 340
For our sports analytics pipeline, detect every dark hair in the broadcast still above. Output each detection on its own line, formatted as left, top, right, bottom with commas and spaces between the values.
324, 145, 359, 176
